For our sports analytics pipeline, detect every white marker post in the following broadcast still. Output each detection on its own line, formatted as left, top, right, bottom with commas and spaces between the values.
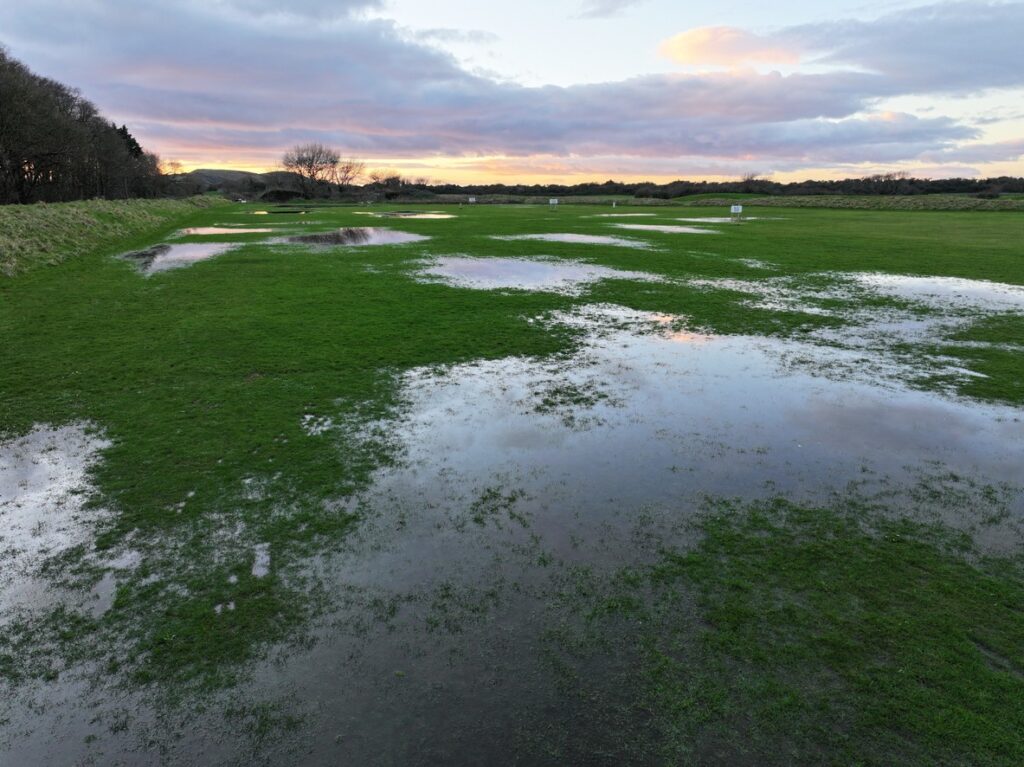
731, 204, 744, 223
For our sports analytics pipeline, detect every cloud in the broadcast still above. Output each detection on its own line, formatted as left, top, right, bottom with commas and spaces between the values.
577, 0, 648, 19
414, 28, 500, 45
211, 0, 382, 20
0, 0, 1017, 177
920, 139, 1024, 164
661, 3, 1024, 94
660, 27, 800, 67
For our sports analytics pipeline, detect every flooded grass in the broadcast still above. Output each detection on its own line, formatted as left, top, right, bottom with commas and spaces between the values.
2, 202, 1023, 764
281, 227, 428, 247
121, 242, 241, 274
611, 223, 721, 234
358, 211, 457, 220
175, 227, 275, 236
417, 256, 660, 294
492, 232, 652, 248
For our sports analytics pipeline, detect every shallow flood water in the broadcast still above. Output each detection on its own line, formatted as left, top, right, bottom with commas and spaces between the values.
282, 227, 429, 247
178, 303, 1023, 764
356, 211, 457, 220
0, 424, 111, 619
121, 242, 240, 274
612, 223, 720, 234
492, 233, 651, 248
417, 256, 660, 294
4, 294, 1023, 764
176, 227, 274, 236
854, 272, 1024, 311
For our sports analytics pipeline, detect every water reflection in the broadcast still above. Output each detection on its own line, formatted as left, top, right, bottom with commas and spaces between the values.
492, 233, 651, 248
417, 256, 660, 294
176, 227, 274, 236
283, 228, 429, 247
612, 223, 720, 234
121, 243, 239, 274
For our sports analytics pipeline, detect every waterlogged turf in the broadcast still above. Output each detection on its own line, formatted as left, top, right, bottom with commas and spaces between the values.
1, 202, 1023, 765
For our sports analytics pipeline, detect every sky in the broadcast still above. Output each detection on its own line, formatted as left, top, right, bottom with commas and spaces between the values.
2, 0, 1022, 184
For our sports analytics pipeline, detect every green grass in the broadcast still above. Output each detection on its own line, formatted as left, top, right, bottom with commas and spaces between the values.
563, 499, 1024, 765
1, 200, 1023, 759
0, 196, 229, 276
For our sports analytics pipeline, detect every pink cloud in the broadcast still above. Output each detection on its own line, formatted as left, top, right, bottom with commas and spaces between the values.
659, 27, 800, 67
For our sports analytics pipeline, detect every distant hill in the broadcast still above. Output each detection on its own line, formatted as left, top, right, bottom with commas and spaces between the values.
167, 168, 305, 200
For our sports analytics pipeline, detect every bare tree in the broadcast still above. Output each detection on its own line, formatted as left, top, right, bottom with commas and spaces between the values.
368, 168, 401, 185
161, 159, 185, 176
333, 157, 365, 188
282, 143, 340, 196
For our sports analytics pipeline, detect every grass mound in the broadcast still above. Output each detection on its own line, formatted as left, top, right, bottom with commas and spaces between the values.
0, 196, 230, 276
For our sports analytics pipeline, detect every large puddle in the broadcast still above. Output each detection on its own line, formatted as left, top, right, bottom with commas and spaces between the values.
673, 216, 778, 223
121, 243, 240, 275
281, 228, 429, 247
355, 211, 457, 220
854, 273, 1024, 311
175, 227, 274, 236
416, 256, 660, 294
5, 296, 1024, 764
492, 233, 651, 248
185, 303, 1023, 764
611, 223, 720, 234
0, 424, 111, 619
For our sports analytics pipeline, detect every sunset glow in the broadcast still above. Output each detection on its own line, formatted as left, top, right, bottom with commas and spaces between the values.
2, 1, 1022, 182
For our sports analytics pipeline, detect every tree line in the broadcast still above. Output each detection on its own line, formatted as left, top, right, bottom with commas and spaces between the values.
0, 47, 162, 204
429, 173, 1024, 199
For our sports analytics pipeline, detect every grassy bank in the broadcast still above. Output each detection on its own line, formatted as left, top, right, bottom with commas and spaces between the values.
0, 196, 230, 276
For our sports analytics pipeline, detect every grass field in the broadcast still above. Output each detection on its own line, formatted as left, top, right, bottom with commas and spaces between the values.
2, 200, 1023, 764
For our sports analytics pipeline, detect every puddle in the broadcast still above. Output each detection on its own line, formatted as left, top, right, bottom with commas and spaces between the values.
690, 272, 1024, 357
175, 227, 274, 236
356, 211, 457, 220
252, 544, 271, 578
200, 303, 1024, 764
737, 258, 776, 270
5, 302, 1024, 764
853, 273, 1024, 312
121, 243, 240, 275
611, 224, 720, 234
492, 233, 651, 248
416, 256, 660, 294
0, 424, 111, 618
281, 228, 429, 247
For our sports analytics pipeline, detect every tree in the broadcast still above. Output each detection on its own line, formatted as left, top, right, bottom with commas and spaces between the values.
333, 157, 365, 188
281, 143, 340, 196
0, 47, 163, 204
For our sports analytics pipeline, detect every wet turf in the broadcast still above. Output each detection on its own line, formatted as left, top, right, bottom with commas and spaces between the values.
1, 201, 1023, 764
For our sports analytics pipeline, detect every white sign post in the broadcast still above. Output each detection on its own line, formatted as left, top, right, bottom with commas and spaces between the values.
549, 198, 559, 207
468, 196, 477, 204
730, 204, 744, 223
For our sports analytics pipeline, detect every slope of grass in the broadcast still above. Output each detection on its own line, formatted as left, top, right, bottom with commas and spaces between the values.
0, 196, 229, 276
